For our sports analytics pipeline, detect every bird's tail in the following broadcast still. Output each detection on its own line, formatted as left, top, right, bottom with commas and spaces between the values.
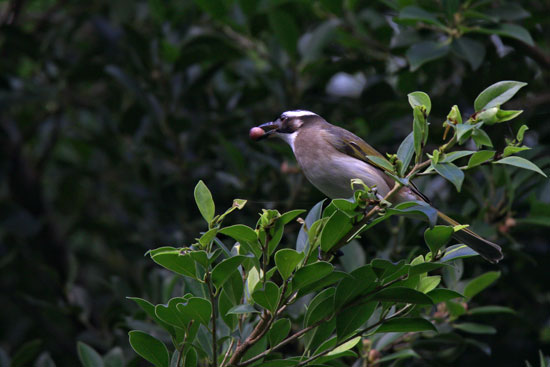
437, 211, 503, 264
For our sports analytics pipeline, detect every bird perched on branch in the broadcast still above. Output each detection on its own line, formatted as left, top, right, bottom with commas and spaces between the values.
250, 110, 503, 263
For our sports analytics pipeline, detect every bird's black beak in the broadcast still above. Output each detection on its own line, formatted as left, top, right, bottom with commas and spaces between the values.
255, 120, 281, 140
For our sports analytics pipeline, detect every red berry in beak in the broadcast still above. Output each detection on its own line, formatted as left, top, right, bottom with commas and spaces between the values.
249, 127, 266, 140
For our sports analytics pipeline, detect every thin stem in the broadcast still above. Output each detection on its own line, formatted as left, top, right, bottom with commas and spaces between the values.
295, 304, 413, 367
220, 339, 235, 367
206, 273, 218, 367
237, 275, 407, 366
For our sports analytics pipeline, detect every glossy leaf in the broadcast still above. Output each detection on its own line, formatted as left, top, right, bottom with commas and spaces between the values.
320, 210, 353, 252
211, 255, 246, 290
494, 156, 547, 177
468, 151, 495, 168
371, 287, 434, 305
252, 281, 280, 313
292, 262, 334, 291
397, 132, 414, 176
150, 247, 196, 278
424, 225, 454, 255
406, 41, 450, 71
464, 271, 501, 299
128, 331, 170, 367
176, 297, 212, 326
441, 245, 479, 262
336, 302, 377, 341
77, 342, 104, 367
296, 200, 325, 253
468, 306, 516, 315
427, 289, 464, 303
408, 91, 432, 115
194, 180, 215, 224
474, 81, 527, 112
274, 249, 304, 280
432, 162, 464, 192
268, 318, 291, 347
454, 322, 497, 334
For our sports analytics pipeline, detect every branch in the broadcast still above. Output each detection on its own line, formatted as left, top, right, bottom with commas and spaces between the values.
237, 275, 407, 366
295, 304, 413, 367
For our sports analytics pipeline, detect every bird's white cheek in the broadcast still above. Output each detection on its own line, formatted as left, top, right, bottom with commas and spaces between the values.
277, 131, 298, 152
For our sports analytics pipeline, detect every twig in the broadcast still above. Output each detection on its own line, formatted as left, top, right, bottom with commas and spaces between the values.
295, 304, 413, 367
221, 339, 235, 367
206, 273, 218, 367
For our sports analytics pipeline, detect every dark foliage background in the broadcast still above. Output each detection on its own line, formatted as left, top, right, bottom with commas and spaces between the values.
1, 0, 549, 365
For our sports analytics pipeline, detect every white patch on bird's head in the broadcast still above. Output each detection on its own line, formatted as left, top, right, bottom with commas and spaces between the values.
281, 110, 318, 118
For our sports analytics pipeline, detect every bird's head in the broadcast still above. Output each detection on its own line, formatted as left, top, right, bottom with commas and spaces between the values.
249, 110, 320, 148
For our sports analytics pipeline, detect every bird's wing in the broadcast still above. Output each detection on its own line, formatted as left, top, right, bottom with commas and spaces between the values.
324, 126, 430, 203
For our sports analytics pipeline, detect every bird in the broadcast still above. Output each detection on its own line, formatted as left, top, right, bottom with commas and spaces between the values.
249, 110, 503, 263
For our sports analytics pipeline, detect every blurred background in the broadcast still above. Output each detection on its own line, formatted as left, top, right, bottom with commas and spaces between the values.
1, 0, 549, 366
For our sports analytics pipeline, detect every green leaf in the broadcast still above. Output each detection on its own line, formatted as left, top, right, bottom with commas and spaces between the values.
296, 200, 326, 253
198, 228, 218, 248
150, 247, 196, 278
336, 302, 377, 341
424, 225, 454, 255
292, 262, 334, 290
468, 151, 495, 168
397, 132, 414, 176
211, 255, 246, 290
475, 24, 534, 46
468, 305, 516, 315
464, 271, 500, 299
227, 304, 259, 315
427, 289, 464, 303
104, 347, 124, 367
408, 91, 432, 115
472, 129, 493, 148
408, 262, 446, 277
328, 336, 362, 355
219, 290, 237, 330
128, 331, 170, 367
320, 210, 353, 252
252, 281, 280, 313
440, 150, 475, 163
452, 37, 485, 70
419, 275, 441, 293
219, 224, 257, 243
398, 6, 444, 28
176, 297, 212, 326
441, 244, 479, 262
517, 125, 529, 142
268, 10, 299, 56
194, 180, 215, 224
496, 109, 523, 122
334, 265, 377, 309
406, 41, 450, 71
432, 162, 464, 192
453, 322, 497, 334
367, 155, 395, 172
268, 318, 291, 347
494, 156, 547, 177
128, 297, 175, 335
502, 146, 530, 158
371, 287, 434, 305
377, 318, 436, 333
77, 342, 104, 367
155, 297, 192, 329
474, 81, 528, 112
305, 288, 335, 326
455, 123, 477, 143
274, 249, 305, 280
